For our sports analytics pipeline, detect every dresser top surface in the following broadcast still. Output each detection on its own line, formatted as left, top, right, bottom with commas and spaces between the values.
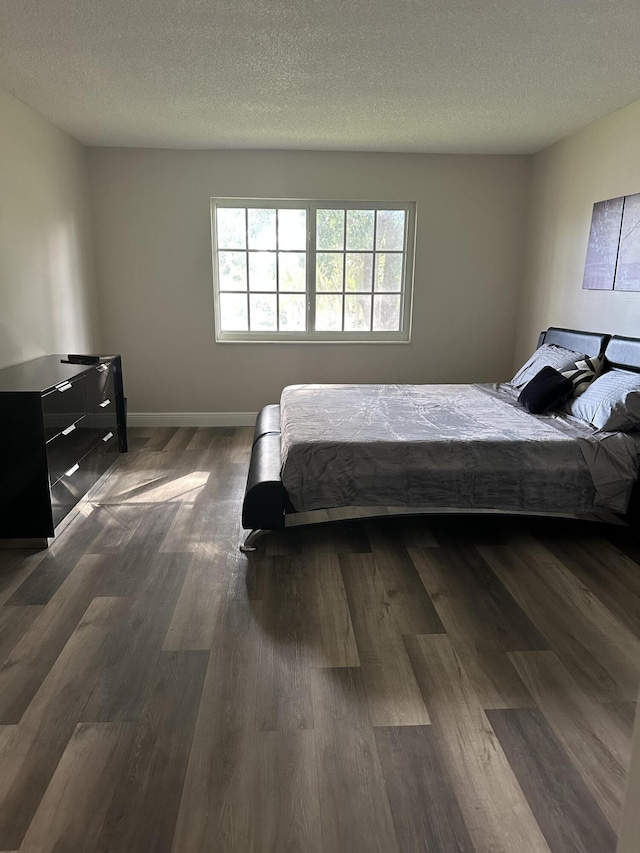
0, 355, 118, 393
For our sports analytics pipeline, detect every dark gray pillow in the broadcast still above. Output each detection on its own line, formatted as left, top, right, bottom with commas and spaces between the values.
566, 369, 640, 431
518, 366, 574, 414
511, 344, 585, 390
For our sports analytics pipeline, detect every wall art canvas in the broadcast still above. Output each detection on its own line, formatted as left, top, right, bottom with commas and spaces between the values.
614, 192, 640, 291
582, 196, 623, 290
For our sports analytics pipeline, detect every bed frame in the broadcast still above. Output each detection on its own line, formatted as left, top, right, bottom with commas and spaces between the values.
240, 327, 639, 552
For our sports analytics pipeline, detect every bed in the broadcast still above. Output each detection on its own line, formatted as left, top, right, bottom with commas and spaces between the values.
240, 328, 640, 552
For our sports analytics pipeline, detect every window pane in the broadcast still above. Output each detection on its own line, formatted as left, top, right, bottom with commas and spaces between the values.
316, 252, 343, 292
213, 199, 413, 341
346, 210, 374, 250
279, 252, 306, 291
218, 251, 247, 291
373, 294, 401, 331
248, 208, 276, 249
345, 294, 371, 331
249, 293, 277, 331
278, 209, 307, 250
376, 210, 406, 250
345, 252, 373, 291
375, 253, 403, 292
280, 294, 306, 331
317, 209, 345, 250
248, 252, 276, 291
216, 208, 246, 249
316, 294, 343, 331
220, 293, 248, 331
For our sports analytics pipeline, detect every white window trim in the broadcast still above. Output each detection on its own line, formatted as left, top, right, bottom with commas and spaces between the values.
211, 198, 416, 343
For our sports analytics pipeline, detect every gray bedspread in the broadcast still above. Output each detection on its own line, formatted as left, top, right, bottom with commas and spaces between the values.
279, 383, 640, 515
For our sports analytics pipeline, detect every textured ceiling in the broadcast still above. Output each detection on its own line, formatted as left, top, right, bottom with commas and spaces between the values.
1, 0, 640, 153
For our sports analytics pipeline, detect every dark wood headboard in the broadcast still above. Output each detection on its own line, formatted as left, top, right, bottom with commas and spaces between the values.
537, 327, 610, 357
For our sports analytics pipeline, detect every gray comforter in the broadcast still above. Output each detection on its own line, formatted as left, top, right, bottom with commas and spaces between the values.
279, 383, 640, 515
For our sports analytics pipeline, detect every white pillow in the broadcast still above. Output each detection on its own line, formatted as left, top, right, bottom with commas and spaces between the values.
567, 369, 640, 431
511, 344, 585, 390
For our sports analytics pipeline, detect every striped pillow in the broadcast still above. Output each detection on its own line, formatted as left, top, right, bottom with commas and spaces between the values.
561, 355, 603, 398
566, 369, 640, 431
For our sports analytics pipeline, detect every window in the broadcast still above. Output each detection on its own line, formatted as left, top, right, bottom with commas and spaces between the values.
211, 199, 415, 342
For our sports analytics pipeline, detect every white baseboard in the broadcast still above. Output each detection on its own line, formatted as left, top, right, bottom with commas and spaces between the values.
127, 412, 257, 427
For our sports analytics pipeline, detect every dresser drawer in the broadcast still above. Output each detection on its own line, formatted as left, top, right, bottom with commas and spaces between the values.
50, 455, 94, 527
46, 416, 96, 485
85, 363, 115, 411
88, 400, 118, 433
50, 431, 119, 528
86, 363, 117, 433
42, 376, 86, 441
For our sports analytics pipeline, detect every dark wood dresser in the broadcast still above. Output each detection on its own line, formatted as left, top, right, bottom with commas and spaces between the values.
0, 355, 127, 544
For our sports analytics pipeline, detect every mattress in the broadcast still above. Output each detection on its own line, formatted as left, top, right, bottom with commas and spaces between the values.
279, 383, 640, 515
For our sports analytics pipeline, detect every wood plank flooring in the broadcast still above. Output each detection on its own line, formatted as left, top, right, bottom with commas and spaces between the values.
0, 426, 638, 852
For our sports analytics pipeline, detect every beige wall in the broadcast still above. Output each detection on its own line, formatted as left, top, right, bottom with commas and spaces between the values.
88, 148, 529, 414
515, 99, 640, 366
0, 88, 100, 370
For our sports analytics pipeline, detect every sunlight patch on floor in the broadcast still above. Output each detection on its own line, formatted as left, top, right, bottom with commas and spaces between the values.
99, 471, 211, 504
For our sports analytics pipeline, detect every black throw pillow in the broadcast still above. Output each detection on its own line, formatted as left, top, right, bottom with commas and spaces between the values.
518, 366, 574, 414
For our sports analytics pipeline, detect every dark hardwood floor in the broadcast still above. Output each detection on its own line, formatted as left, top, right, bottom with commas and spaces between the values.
0, 426, 638, 852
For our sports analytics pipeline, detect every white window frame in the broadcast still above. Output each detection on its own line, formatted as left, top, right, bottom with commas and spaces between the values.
211, 198, 416, 343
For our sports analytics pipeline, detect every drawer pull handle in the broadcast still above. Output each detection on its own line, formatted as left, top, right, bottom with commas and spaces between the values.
65, 463, 80, 478
61, 423, 77, 436
99, 399, 111, 408
56, 381, 73, 392
97, 364, 109, 373
103, 432, 114, 442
